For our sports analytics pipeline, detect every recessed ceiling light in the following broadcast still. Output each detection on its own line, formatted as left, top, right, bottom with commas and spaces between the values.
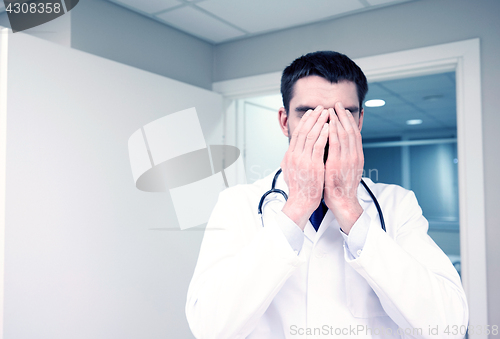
365, 99, 385, 107
406, 119, 423, 125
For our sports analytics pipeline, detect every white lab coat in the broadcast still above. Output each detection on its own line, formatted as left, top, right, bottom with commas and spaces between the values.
186, 170, 468, 339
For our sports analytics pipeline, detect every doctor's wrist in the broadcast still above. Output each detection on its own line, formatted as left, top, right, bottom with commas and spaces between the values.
332, 200, 363, 235
282, 198, 314, 231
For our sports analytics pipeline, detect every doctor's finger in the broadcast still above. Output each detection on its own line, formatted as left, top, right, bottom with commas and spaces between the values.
335, 108, 350, 161
343, 105, 363, 158
327, 108, 340, 161
291, 105, 324, 154
303, 109, 330, 157
312, 123, 329, 162
288, 109, 310, 153
335, 103, 357, 158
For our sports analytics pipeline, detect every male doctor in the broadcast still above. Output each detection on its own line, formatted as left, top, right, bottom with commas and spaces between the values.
186, 51, 468, 338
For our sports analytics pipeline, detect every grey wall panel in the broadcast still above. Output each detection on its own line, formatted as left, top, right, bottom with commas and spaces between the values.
0, 10, 71, 46
0, 13, 8, 28
70, 0, 214, 90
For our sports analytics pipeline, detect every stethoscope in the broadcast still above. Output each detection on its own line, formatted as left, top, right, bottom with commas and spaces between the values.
258, 168, 386, 232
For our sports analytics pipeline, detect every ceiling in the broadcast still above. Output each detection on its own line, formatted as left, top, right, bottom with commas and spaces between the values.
1, 0, 451, 138
0, 0, 416, 44
110, 0, 452, 140
0, 1, 415, 44
245, 72, 457, 139
104, 0, 414, 44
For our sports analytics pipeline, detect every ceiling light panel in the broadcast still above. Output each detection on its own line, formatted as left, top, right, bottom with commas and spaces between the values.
112, 0, 182, 15
364, 94, 404, 110
406, 119, 423, 125
197, 0, 363, 34
156, 6, 245, 43
365, 99, 386, 107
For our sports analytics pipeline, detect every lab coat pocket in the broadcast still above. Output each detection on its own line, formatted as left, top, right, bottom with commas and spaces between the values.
344, 264, 387, 318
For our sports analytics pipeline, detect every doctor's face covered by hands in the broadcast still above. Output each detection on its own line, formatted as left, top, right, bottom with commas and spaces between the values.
278, 75, 365, 234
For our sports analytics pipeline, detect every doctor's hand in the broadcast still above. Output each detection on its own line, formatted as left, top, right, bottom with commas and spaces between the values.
281, 105, 330, 231
324, 103, 364, 235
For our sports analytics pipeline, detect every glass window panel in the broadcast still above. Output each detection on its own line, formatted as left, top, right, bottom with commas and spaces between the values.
409, 142, 459, 223
363, 146, 402, 185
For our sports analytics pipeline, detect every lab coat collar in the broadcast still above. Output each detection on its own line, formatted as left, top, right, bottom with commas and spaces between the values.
357, 178, 374, 202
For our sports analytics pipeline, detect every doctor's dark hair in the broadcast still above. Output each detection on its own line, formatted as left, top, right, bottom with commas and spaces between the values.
280, 51, 368, 114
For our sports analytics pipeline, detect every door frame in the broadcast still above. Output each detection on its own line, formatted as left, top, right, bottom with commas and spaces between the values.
213, 38, 487, 338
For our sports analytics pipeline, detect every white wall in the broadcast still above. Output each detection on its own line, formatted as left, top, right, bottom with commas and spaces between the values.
1, 29, 223, 339
213, 0, 500, 327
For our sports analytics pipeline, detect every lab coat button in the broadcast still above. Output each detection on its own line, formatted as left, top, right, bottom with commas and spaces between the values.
315, 250, 326, 258
357, 250, 362, 256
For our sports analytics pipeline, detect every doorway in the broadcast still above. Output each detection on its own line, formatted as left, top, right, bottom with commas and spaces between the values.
234, 72, 461, 270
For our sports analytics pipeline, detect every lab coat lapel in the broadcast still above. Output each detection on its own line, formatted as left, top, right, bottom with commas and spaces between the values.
303, 208, 333, 243
357, 179, 373, 203
357, 179, 380, 223
304, 221, 317, 242
310, 180, 373, 243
